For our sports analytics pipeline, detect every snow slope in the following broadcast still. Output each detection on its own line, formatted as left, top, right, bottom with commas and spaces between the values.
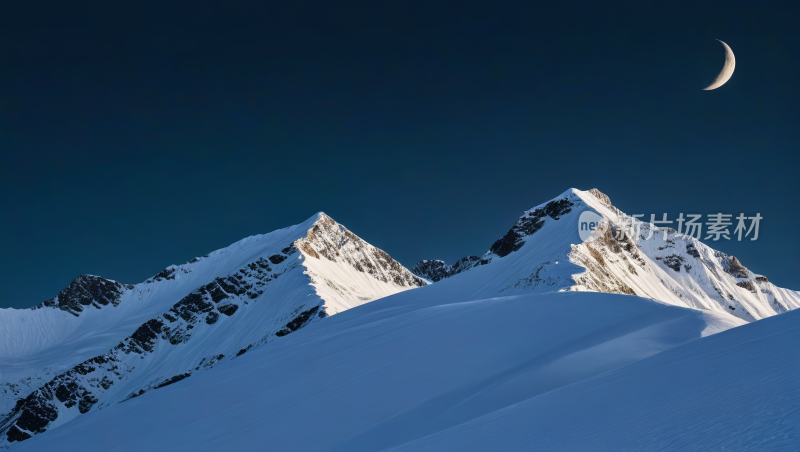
8, 290, 745, 451
416, 188, 800, 322
392, 301, 800, 451
0, 213, 425, 446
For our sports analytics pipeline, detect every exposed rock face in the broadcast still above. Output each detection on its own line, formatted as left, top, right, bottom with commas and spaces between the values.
568, 190, 799, 322
737, 280, 756, 293
588, 188, 612, 207
724, 256, 750, 278
1, 252, 299, 445
296, 214, 426, 290
570, 223, 637, 296
411, 260, 449, 282
411, 256, 481, 283
489, 197, 574, 258
31, 275, 133, 317
452, 256, 481, 272
0, 213, 425, 447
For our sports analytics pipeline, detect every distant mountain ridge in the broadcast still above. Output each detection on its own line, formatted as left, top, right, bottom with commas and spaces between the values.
410, 256, 480, 283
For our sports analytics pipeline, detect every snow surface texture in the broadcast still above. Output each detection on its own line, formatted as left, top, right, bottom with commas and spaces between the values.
416, 188, 800, 323
9, 291, 747, 451
392, 305, 800, 451
0, 213, 425, 446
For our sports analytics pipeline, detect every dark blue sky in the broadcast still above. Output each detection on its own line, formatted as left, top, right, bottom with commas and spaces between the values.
2, 2, 798, 309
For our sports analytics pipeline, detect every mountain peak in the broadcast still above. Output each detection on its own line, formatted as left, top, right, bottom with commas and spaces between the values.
31, 274, 133, 317
586, 188, 613, 207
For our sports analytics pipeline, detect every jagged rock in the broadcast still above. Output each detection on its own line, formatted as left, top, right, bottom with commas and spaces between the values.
737, 280, 756, 293
275, 306, 321, 337
725, 257, 749, 278
411, 256, 480, 282
154, 374, 191, 389
489, 197, 575, 258
588, 188, 612, 207
662, 255, 687, 272
295, 214, 427, 289
686, 244, 701, 259
31, 275, 129, 317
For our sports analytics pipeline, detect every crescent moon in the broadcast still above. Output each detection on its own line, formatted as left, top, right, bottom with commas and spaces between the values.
703, 39, 735, 90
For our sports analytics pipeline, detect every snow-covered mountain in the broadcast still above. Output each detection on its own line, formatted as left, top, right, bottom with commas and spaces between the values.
415, 188, 800, 323
0, 213, 425, 447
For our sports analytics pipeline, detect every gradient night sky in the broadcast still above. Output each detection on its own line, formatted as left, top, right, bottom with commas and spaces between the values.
2, 2, 798, 309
